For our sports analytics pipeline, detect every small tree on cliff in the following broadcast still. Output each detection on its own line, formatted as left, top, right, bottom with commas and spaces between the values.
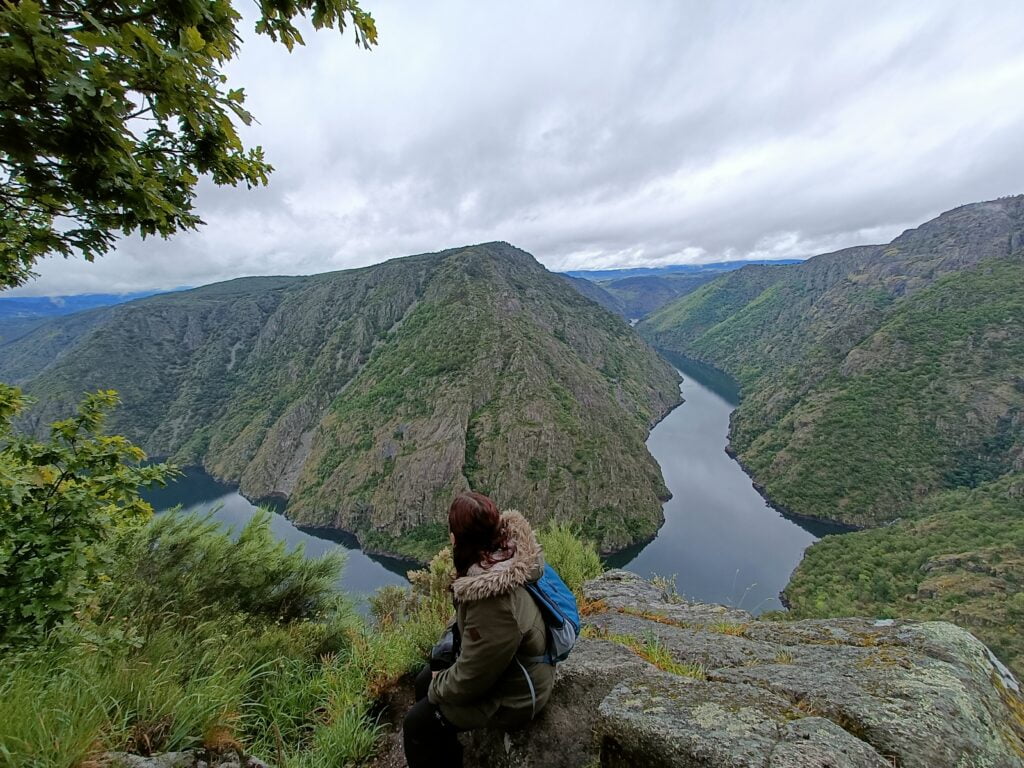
0, 0, 377, 289
0, 384, 172, 646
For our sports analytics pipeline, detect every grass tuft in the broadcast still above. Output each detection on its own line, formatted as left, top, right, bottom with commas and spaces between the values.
537, 522, 603, 597
587, 626, 705, 679
708, 621, 749, 637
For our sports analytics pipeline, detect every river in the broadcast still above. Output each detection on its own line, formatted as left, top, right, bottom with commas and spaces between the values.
606, 354, 848, 613
144, 355, 845, 611
141, 468, 412, 602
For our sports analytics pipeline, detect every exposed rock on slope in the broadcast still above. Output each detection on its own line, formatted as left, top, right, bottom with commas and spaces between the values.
640, 196, 1024, 528
1, 243, 680, 559
562, 273, 720, 320
461, 571, 1024, 768
638, 195, 1024, 685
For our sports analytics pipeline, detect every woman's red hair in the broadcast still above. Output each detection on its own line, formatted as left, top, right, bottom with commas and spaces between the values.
449, 492, 513, 577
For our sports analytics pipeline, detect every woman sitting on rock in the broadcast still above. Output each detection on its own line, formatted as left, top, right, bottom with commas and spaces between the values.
403, 492, 555, 767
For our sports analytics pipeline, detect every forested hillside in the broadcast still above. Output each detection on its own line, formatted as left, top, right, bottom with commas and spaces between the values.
785, 474, 1024, 676
641, 197, 1024, 528
2, 243, 680, 559
639, 196, 1024, 674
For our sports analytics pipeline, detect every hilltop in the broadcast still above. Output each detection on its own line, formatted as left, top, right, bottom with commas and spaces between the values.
1, 243, 680, 559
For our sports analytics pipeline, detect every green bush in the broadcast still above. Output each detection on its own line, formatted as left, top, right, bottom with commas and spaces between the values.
111, 510, 347, 630
0, 386, 172, 648
538, 522, 604, 596
0, 503, 364, 767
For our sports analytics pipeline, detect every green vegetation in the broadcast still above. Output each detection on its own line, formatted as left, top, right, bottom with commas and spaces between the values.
0, 509, 455, 768
0, 385, 171, 647
733, 260, 1024, 527
0, 391, 449, 767
785, 475, 1024, 677
0, 388, 618, 765
362, 522, 449, 563
2, 243, 680, 559
536, 522, 604, 596
640, 197, 1024, 678
0, 0, 376, 288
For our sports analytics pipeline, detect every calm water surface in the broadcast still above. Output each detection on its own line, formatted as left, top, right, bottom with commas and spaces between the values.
607, 354, 848, 613
142, 469, 412, 601
145, 354, 846, 612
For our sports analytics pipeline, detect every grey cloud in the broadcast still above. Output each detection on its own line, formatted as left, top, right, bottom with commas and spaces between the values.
8, 0, 1024, 295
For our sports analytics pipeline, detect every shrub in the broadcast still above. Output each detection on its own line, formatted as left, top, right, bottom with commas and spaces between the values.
0, 386, 172, 648
110, 510, 347, 631
537, 522, 604, 596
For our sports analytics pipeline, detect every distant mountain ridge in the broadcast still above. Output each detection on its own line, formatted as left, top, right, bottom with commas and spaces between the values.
0, 291, 166, 344
560, 260, 804, 321
0, 291, 166, 319
563, 259, 804, 281
1, 243, 681, 560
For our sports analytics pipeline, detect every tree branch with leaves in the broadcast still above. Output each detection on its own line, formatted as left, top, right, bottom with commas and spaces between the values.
0, 384, 175, 647
0, 0, 377, 288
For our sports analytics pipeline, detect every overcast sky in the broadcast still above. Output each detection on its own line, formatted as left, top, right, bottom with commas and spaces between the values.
9, 0, 1024, 295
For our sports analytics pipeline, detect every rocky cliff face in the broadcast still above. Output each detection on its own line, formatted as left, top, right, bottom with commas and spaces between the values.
0, 243, 680, 559
458, 571, 1024, 768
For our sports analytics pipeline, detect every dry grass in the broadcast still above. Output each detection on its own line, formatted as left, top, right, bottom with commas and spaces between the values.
586, 626, 705, 679
614, 605, 691, 629
578, 597, 607, 616
708, 621, 749, 637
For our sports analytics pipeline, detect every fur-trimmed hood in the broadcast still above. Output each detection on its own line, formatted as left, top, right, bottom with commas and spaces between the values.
451, 510, 544, 603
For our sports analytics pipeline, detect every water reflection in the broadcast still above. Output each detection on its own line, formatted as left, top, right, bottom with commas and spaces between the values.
606, 354, 849, 613
142, 467, 412, 601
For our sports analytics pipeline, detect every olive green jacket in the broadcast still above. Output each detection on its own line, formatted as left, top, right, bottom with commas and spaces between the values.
428, 510, 555, 730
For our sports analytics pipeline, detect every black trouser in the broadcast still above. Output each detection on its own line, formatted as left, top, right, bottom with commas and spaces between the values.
403, 665, 463, 767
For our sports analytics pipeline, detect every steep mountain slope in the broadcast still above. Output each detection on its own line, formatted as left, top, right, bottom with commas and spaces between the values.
559, 275, 624, 316
784, 473, 1024, 677
640, 196, 1024, 527
639, 196, 1024, 676
2, 243, 680, 559
595, 274, 718, 319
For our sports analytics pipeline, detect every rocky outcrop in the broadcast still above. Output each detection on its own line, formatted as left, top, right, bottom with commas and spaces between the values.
463, 571, 1024, 768
101, 751, 267, 768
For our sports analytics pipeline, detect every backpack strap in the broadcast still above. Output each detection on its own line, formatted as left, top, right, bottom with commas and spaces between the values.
514, 657, 537, 720
518, 652, 554, 665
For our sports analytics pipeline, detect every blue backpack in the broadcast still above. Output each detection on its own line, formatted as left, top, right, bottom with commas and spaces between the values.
514, 564, 581, 719
522, 564, 581, 664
